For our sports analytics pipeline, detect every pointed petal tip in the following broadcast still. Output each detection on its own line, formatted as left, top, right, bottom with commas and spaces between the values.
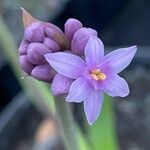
87, 119, 94, 126
103, 45, 137, 73
44, 53, 53, 62
86, 114, 98, 125
125, 45, 137, 56
129, 45, 137, 52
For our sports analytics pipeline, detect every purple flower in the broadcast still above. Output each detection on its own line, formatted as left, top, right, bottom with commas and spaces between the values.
45, 36, 137, 125
19, 9, 97, 85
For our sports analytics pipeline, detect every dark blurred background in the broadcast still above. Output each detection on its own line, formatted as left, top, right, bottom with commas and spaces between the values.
0, 0, 150, 150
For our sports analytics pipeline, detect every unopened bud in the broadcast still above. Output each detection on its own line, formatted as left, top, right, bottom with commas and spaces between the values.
45, 26, 68, 49
65, 18, 83, 43
71, 27, 98, 55
31, 64, 56, 82
19, 55, 34, 74
24, 22, 45, 42
43, 38, 60, 52
19, 39, 29, 55
27, 43, 50, 64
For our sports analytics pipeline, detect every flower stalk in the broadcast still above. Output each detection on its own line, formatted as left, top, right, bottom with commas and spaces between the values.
54, 95, 80, 150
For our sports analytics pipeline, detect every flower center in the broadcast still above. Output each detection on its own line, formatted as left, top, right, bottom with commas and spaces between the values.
90, 69, 106, 81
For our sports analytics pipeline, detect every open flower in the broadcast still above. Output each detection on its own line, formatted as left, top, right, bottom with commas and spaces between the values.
45, 36, 137, 125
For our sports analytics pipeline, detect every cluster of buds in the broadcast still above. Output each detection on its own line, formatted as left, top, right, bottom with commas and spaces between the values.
19, 9, 137, 125
19, 9, 97, 83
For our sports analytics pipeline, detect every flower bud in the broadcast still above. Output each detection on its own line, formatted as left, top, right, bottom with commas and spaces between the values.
71, 27, 98, 55
19, 39, 29, 55
24, 22, 45, 42
27, 43, 51, 65
45, 26, 68, 49
19, 55, 35, 75
31, 64, 56, 82
19, 9, 99, 85
64, 18, 83, 43
43, 38, 60, 52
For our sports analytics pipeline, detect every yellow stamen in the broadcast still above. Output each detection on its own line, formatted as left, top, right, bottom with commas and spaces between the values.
91, 69, 100, 74
90, 69, 106, 81
90, 74, 99, 81
97, 72, 106, 80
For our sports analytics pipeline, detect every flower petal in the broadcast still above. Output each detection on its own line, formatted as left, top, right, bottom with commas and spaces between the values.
66, 77, 91, 103
71, 27, 98, 55
84, 89, 104, 125
85, 36, 104, 68
103, 74, 129, 97
51, 74, 74, 95
102, 46, 137, 73
45, 52, 86, 79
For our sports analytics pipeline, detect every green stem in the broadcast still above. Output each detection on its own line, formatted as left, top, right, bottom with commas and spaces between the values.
55, 96, 80, 150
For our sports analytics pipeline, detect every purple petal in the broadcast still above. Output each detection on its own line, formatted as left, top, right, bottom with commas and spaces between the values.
51, 74, 74, 95
71, 27, 98, 55
19, 39, 29, 55
31, 64, 56, 82
64, 18, 83, 43
85, 36, 104, 68
45, 26, 67, 49
45, 52, 86, 79
84, 89, 104, 125
103, 74, 129, 97
19, 55, 34, 74
24, 22, 44, 42
102, 46, 137, 73
43, 38, 60, 52
66, 77, 91, 103
27, 43, 50, 64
